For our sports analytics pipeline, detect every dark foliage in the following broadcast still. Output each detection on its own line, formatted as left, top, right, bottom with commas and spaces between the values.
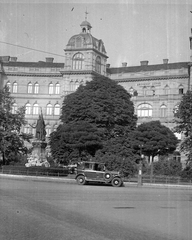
60, 77, 137, 138
153, 158, 182, 176
174, 90, 192, 162
0, 86, 32, 165
134, 121, 178, 162
50, 77, 138, 173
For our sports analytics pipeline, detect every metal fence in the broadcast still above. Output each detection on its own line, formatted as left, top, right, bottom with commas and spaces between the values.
124, 175, 192, 185
0, 167, 68, 177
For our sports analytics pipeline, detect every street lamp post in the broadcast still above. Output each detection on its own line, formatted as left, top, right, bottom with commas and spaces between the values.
138, 145, 144, 187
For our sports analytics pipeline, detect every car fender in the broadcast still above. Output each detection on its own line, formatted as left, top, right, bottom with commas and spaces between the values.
75, 173, 85, 180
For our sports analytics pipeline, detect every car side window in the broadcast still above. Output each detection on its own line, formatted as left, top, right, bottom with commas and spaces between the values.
94, 163, 105, 171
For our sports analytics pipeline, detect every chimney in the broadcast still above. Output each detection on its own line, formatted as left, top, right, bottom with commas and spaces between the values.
106, 64, 110, 68
10, 57, 17, 62
1, 56, 10, 62
46, 57, 54, 63
122, 62, 127, 67
163, 59, 169, 64
140, 60, 149, 66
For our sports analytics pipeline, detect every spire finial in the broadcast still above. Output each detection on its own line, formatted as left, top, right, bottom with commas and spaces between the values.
85, 8, 89, 20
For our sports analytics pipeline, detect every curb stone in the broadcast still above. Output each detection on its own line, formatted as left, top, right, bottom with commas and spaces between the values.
0, 173, 192, 189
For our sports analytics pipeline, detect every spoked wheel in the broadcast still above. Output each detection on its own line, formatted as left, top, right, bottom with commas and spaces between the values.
76, 175, 87, 185
104, 172, 112, 182
111, 177, 122, 187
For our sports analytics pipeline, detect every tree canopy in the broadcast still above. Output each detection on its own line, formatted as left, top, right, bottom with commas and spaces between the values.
60, 77, 137, 138
50, 77, 138, 171
174, 90, 192, 162
0, 86, 32, 165
134, 121, 178, 162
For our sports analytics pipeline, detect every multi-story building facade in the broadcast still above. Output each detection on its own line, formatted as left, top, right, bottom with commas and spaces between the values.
0, 18, 192, 156
108, 60, 190, 135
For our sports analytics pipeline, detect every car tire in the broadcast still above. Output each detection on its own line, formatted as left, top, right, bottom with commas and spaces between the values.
111, 177, 122, 187
104, 172, 112, 182
76, 175, 87, 185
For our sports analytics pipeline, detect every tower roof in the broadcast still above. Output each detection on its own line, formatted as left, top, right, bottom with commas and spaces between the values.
80, 20, 92, 29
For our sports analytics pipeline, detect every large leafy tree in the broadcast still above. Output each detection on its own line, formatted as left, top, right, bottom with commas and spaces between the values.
134, 121, 178, 162
0, 86, 32, 165
174, 90, 192, 162
50, 77, 138, 170
60, 76, 137, 139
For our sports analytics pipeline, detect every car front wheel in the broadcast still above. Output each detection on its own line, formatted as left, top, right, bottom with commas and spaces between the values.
111, 177, 122, 187
76, 175, 87, 185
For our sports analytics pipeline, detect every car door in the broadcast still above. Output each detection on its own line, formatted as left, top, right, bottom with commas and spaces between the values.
95, 163, 105, 181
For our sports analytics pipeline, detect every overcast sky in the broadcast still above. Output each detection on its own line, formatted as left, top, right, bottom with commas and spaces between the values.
0, 0, 192, 67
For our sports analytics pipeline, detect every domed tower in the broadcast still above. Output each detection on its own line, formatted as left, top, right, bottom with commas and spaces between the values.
61, 17, 108, 93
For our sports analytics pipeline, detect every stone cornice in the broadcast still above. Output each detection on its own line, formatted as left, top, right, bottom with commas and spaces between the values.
60, 70, 103, 77
114, 75, 189, 82
2, 72, 63, 77
64, 47, 108, 58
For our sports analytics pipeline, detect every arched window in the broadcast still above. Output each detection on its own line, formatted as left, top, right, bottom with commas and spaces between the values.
142, 86, 147, 96
160, 104, 167, 118
137, 103, 152, 117
178, 84, 184, 95
129, 87, 134, 96
151, 86, 155, 95
48, 82, 53, 95
45, 124, 52, 137
75, 80, 80, 90
72, 53, 84, 70
24, 124, 31, 134
55, 83, 60, 94
31, 123, 36, 137
46, 103, 52, 115
173, 104, 179, 115
6, 82, 11, 92
28, 82, 33, 94
12, 103, 17, 114
25, 103, 31, 115
12, 82, 18, 93
70, 80, 78, 91
33, 103, 39, 115
164, 84, 170, 95
54, 103, 60, 115
34, 82, 39, 94
95, 56, 101, 73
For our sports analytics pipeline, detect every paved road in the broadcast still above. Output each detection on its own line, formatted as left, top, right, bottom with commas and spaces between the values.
0, 177, 192, 240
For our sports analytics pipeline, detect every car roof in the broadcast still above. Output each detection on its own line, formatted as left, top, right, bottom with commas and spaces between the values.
79, 161, 105, 165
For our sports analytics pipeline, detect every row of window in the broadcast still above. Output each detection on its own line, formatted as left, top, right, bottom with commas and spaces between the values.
72, 52, 101, 73
129, 84, 184, 96
6, 82, 60, 95
137, 103, 178, 118
23, 124, 58, 137
12, 103, 61, 116
11, 102, 177, 118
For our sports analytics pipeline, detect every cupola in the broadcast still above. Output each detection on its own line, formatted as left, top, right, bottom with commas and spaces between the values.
80, 20, 92, 33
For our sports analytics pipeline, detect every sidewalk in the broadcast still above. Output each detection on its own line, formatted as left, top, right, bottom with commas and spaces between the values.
1, 173, 192, 189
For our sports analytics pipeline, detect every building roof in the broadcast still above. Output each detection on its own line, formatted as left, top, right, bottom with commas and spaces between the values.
107, 62, 189, 74
0, 61, 64, 68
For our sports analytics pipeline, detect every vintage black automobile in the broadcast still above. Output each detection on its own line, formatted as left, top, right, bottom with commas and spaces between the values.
75, 161, 123, 187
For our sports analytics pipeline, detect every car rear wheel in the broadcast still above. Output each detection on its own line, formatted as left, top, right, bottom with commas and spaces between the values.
111, 177, 122, 187
76, 175, 87, 185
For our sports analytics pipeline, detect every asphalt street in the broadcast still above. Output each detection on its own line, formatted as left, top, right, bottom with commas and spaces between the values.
0, 175, 192, 240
